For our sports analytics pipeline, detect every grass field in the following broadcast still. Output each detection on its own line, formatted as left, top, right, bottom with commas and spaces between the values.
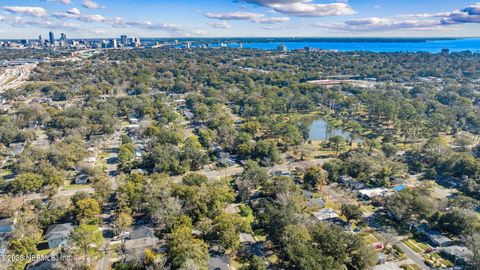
359, 232, 378, 245
63, 181, 91, 191
423, 253, 454, 268
402, 239, 431, 253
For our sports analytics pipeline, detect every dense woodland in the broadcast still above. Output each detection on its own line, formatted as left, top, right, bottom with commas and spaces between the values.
0, 48, 479, 270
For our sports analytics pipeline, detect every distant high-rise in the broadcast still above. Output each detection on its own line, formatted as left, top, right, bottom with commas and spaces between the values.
277, 44, 288, 52
49, 31, 55, 47
38, 35, 43, 47
120, 35, 128, 45
60, 33, 67, 46
132, 37, 141, 47
110, 39, 118, 48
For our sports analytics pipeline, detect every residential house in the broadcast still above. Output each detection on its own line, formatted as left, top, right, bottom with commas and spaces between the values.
308, 197, 325, 209
124, 226, 159, 262
74, 174, 89, 185
358, 188, 392, 200
312, 208, 340, 223
9, 142, 26, 157
45, 223, 74, 248
303, 190, 325, 209
425, 231, 453, 247
440, 245, 472, 265
239, 233, 255, 244
182, 109, 194, 120
339, 175, 365, 190
76, 147, 97, 170
208, 246, 231, 270
225, 203, 240, 214
271, 170, 291, 177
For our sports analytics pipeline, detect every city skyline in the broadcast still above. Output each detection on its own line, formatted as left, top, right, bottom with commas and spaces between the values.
0, 0, 479, 39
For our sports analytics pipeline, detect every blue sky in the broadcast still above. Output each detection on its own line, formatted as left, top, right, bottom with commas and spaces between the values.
0, 0, 479, 38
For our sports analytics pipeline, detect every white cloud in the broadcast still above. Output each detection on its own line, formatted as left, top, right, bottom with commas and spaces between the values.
318, 17, 441, 32
78, 14, 106, 22
205, 11, 289, 23
461, 3, 480, 16
255, 16, 290, 23
209, 22, 232, 29
67, 8, 81, 15
82, 0, 103, 9
244, 0, 355, 17
442, 3, 480, 24
53, 7, 81, 18
206, 12, 264, 20
3, 6, 48, 17
316, 2, 480, 32
110, 17, 204, 36
46, 0, 73, 4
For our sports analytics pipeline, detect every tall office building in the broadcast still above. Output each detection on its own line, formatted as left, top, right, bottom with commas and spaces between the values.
60, 33, 67, 47
277, 44, 288, 52
120, 35, 128, 46
38, 35, 43, 47
49, 31, 55, 47
132, 37, 141, 47
110, 39, 118, 48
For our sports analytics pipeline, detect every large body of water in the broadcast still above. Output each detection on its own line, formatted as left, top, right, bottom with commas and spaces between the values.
189, 38, 480, 53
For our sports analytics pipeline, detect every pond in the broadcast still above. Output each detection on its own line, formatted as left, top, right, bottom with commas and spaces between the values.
308, 117, 364, 143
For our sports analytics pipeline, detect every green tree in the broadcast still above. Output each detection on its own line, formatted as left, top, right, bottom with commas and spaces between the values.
168, 224, 209, 269
381, 143, 398, 158
118, 142, 135, 171
385, 188, 436, 222
341, 204, 363, 223
10, 173, 44, 194
253, 140, 280, 165
181, 137, 209, 171
329, 136, 346, 156
240, 256, 266, 270
312, 224, 377, 270
70, 224, 103, 265
213, 212, 252, 252
182, 173, 208, 186
303, 166, 327, 191
74, 198, 101, 224
235, 160, 268, 202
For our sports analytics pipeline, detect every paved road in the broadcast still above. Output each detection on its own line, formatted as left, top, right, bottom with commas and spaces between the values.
106, 130, 121, 190
395, 241, 431, 270
97, 202, 116, 270
97, 130, 122, 270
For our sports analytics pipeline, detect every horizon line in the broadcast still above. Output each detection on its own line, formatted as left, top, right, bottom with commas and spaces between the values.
2, 36, 480, 41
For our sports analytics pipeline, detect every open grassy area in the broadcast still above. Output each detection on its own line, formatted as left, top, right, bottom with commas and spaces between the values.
402, 239, 432, 254
359, 204, 376, 214
359, 232, 378, 245
63, 181, 91, 191
0, 168, 12, 178
324, 201, 341, 211
423, 253, 454, 268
